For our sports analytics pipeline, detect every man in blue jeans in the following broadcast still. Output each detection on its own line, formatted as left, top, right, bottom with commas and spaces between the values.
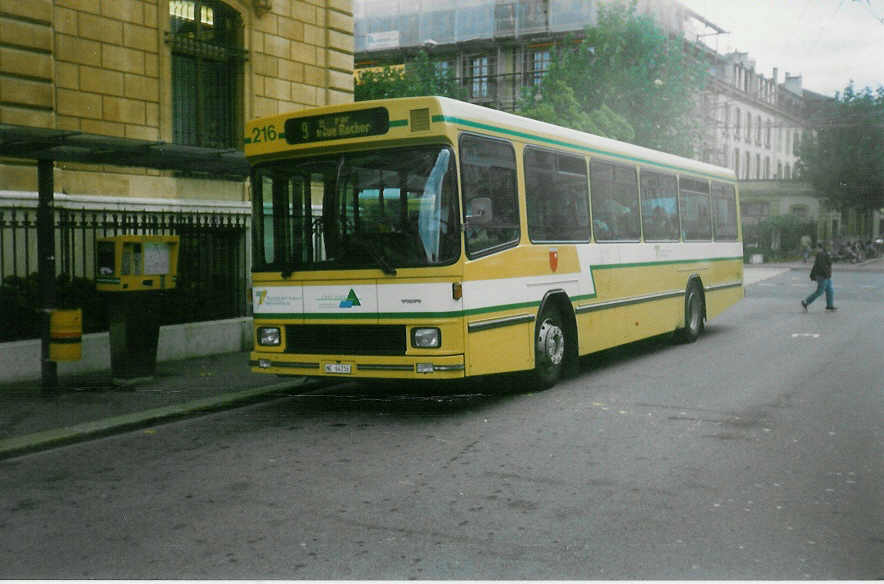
801, 243, 837, 312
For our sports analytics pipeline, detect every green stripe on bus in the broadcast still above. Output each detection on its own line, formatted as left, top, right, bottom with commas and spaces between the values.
432, 114, 734, 182
254, 257, 742, 321
389, 119, 408, 127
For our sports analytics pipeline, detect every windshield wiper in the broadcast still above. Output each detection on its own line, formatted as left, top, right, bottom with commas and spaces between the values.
360, 237, 397, 275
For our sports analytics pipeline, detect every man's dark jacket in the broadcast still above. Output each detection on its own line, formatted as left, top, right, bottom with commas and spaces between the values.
809, 249, 832, 280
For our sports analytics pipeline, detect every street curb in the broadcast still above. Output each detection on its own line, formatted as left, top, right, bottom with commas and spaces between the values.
0, 377, 322, 461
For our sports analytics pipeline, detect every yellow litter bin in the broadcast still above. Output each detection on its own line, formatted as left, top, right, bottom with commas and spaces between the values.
49, 308, 82, 361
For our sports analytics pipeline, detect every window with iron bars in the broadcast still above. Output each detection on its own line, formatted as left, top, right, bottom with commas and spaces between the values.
168, 0, 247, 149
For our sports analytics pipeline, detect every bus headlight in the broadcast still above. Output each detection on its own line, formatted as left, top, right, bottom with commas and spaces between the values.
411, 327, 441, 348
258, 326, 281, 346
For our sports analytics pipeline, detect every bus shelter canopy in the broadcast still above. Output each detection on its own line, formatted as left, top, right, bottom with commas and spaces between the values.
0, 123, 249, 178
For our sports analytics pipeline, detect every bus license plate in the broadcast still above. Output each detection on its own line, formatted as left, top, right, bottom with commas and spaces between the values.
324, 363, 352, 374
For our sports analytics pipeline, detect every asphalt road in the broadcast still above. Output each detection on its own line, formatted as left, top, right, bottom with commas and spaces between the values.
1, 269, 881, 579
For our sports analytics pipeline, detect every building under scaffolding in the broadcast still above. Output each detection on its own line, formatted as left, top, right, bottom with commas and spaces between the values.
354, 0, 714, 110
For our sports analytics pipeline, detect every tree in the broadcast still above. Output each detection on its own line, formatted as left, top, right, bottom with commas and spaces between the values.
517, 2, 708, 156
519, 74, 635, 142
797, 84, 884, 211
355, 50, 467, 102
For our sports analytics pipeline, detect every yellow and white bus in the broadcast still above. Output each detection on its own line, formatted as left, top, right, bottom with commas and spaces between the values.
245, 96, 743, 389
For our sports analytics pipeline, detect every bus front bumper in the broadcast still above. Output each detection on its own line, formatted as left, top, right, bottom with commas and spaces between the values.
249, 352, 466, 380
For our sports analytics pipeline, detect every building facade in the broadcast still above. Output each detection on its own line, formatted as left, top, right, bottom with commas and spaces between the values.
1, 0, 354, 198
354, 0, 811, 182
1, 0, 355, 339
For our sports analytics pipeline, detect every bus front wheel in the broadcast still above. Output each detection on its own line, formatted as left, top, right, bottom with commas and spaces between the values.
533, 304, 566, 389
677, 281, 705, 343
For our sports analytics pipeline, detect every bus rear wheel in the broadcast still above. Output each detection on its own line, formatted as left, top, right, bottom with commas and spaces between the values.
533, 304, 566, 389
677, 281, 704, 343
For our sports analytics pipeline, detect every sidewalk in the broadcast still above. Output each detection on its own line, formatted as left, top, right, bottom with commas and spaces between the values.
0, 351, 314, 460
748, 255, 884, 272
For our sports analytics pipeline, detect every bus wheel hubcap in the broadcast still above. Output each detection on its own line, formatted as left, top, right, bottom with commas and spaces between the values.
537, 320, 564, 366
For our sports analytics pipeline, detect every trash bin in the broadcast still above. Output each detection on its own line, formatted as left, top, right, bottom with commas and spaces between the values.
49, 308, 82, 361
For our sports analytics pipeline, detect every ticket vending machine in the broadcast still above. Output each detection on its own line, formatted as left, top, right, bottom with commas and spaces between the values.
96, 235, 179, 384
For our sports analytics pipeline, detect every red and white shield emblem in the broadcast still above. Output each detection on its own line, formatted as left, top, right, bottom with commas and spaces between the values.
549, 248, 558, 272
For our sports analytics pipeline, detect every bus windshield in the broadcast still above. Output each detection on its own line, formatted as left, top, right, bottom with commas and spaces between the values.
253, 146, 460, 274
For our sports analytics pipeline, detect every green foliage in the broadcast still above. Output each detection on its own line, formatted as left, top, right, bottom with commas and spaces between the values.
742, 215, 818, 261
517, 2, 708, 156
355, 50, 467, 102
798, 84, 884, 211
519, 79, 635, 142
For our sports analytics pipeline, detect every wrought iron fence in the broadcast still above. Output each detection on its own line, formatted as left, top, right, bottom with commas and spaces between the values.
1, 203, 249, 342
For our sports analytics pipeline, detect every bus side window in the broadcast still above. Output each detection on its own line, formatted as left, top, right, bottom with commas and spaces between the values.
461, 134, 519, 257
639, 170, 679, 241
589, 159, 640, 241
525, 147, 589, 243
711, 181, 738, 241
679, 176, 713, 241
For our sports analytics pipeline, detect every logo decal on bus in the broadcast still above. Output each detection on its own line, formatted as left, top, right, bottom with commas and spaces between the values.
339, 289, 362, 308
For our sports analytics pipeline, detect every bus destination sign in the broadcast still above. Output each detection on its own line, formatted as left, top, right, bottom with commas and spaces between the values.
285, 107, 390, 144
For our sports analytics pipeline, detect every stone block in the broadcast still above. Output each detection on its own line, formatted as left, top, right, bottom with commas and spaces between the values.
292, 82, 317, 106
0, 18, 52, 51
264, 76, 291, 100
278, 16, 304, 41
55, 62, 80, 89
0, 105, 52, 128
81, 65, 124, 96
253, 95, 278, 119
327, 69, 353, 92
327, 48, 352, 72
327, 10, 353, 33
252, 53, 278, 77
81, 118, 125, 137
327, 0, 353, 14
291, 2, 316, 25
291, 41, 316, 65
56, 88, 102, 119
125, 124, 159, 141
103, 95, 146, 124
1, 0, 53, 22
0, 77, 51, 108
327, 88, 354, 106
124, 23, 158, 52
327, 29, 353, 53
102, 43, 145, 74
278, 59, 304, 83
100, 0, 143, 24
303, 64, 323, 86
55, 6, 79, 34
78, 12, 123, 45
146, 102, 159, 127
55, 0, 100, 15
264, 34, 290, 59
55, 34, 101, 67
303, 23, 322, 46
124, 73, 159, 101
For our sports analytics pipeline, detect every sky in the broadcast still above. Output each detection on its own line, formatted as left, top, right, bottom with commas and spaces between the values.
676, 0, 883, 97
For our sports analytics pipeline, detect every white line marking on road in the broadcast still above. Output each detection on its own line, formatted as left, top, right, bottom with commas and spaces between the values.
791, 333, 821, 339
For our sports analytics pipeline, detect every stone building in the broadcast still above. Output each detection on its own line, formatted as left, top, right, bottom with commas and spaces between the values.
0, 0, 354, 343
1, 0, 354, 198
354, 0, 810, 183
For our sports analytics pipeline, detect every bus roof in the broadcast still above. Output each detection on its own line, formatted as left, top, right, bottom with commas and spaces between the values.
245, 96, 736, 182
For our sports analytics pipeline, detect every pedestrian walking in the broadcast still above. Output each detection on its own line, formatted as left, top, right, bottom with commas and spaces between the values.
801, 243, 837, 312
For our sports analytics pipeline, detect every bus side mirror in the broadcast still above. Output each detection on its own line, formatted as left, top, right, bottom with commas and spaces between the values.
467, 197, 493, 226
